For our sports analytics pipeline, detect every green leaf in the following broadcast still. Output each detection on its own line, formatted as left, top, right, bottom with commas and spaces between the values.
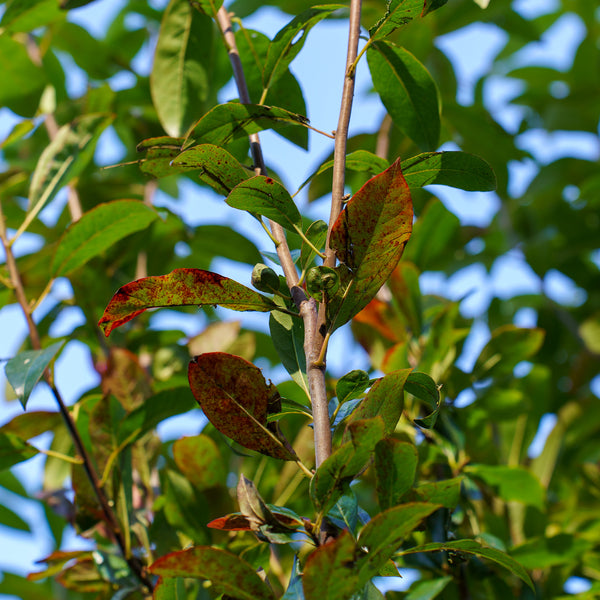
336, 370, 371, 404
402, 151, 496, 191
345, 369, 412, 438
226, 176, 302, 232
0, 433, 39, 471
369, 0, 423, 39
184, 102, 309, 148
51, 200, 159, 277
0, 0, 64, 33
263, 4, 345, 90
328, 158, 413, 329
303, 531, 361, 600
189, 0, 223, 16
151, 0, 214, 137
0, 501, 30, 532
405, 371, 441, 428
399, 540, 534, 590
0, 36, 47, 117
98, 268, 277, 336
465, 465, 545, 509
579, 313, 600, 354
5, 342, 65, 409
28, 114, 113, 221
357, 503, 441, 580
172, 144, 251, 195
150, 546, 276, 600
472, 325, 545, 380
368, 42, 440, 151
510, 534, 593, 570
408, 477, 463, 509
188, 352, 296, 460
135, 136, 186, 178
374, 439, 418, 510
404, 576, 453, 600
300, 220, 328, 271
173, 435, 226, 491
269, 298, 310, 398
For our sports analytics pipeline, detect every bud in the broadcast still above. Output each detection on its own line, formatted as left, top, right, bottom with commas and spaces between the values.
305, 266, 340, 301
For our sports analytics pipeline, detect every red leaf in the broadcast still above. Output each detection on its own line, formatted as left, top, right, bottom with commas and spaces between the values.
328, 158, 413, 329
207, 514, 253, 531
188, 353, 296, 460
98, 268, 277, 336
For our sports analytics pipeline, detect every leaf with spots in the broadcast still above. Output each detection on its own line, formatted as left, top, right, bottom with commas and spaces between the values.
149, 546, 276, 600
328, 158, 413, 330
226, 176, 302, 232
188, 352, 296, 460
98, 268, 278, 337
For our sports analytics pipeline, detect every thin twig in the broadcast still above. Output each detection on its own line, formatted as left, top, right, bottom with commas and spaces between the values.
0, 201, 153, 593
216, 7, 332, 470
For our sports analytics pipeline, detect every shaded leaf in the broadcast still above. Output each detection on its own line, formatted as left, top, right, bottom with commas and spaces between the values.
403, 576, 452, 599
336, 370, 371, 404
172, 144, 251, 195
151, 0, 214, 136
150, 546, 276, 600
29, 114, 112, 221
173, 435, 226, 491
189, 0, 223, 16
184, 102, 309, 148
399, 540, 534, 590
329, 158, 413, 329
188, 352, 296, 460
369, 0, 428, 39
405, 371, 441, 428
5, 341, 65, 409
226, 176, 302, 231
98, 268, 277, 336
375, 439, 418, 510
51, 200, 159, 277
0, 502, 30, 532
510, 534, 593, 570
300, 219, 328, 271
368, 42, 440, 151
0, 433, 39, 471
407, 477, 463, 509
0, 0, 64, 33
402, 151, 496, 191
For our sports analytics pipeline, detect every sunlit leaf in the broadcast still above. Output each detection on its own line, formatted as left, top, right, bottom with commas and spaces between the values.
173, 435, 226, 491
188, 352, 296, 460
5, 342, 65, 409
368, 42, 440, 151
151, 0, 214, 136
402, 151, 496, 191
226, 176, 302, 231
98, 268, 278, 336
399, 540, 534, 590
369, 0, 432, 40
28, 114, 112, 221
184, 102, 309, 148
51, 200, 159, 277
328, 158, 413, 329
150, 546, 276, 600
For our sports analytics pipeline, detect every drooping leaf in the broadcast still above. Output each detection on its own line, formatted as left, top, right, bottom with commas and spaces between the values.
5, 341, 65, 409
369, 0, 430, 40
300, 220, 328, 271
405, 371, 441, 428
472, 325, 545, 380
336, 370, 371, 404
402, 151, 496, 191
0, 433, 39, 471
188, 352, 296, 460
149, 546, 276, 600
328, 158, 413, 329
368, 42, 440, 151
302, 531, 361, 600
344, 369, 412, 438
135, 136, 186, 178
28, 114, 113, 221
98, 268, 278, 336
184, 102, 309, 148
226, 176, 302, 232
151, 0, 214, 137
399, 540, 534, 590
172, 144, 251, 195
263, 4, 346, 90
374, 439, 418, 510
51, 200, 159, 277
465, 465, 545, 509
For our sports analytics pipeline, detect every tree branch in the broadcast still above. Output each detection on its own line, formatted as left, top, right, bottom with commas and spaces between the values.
0, 201, 153, 593
215, 7, 331, 467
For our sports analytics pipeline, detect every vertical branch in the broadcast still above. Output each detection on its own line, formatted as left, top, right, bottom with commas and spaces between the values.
0, 202, 152, 593
215, 7, 331, 467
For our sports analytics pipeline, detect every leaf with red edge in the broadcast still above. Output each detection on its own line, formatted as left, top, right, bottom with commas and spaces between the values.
328, 158, 413, 330
207, 514, 253, 531
98, 268, 277, 336
150, 546, 276, 600
188, 352, 296, 460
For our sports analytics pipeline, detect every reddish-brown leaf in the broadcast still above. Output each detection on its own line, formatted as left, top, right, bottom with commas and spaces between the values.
328, 158, 413, 329
98, 268, 277, 336
188, 353, 295, 460
207, 514, 253, 531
